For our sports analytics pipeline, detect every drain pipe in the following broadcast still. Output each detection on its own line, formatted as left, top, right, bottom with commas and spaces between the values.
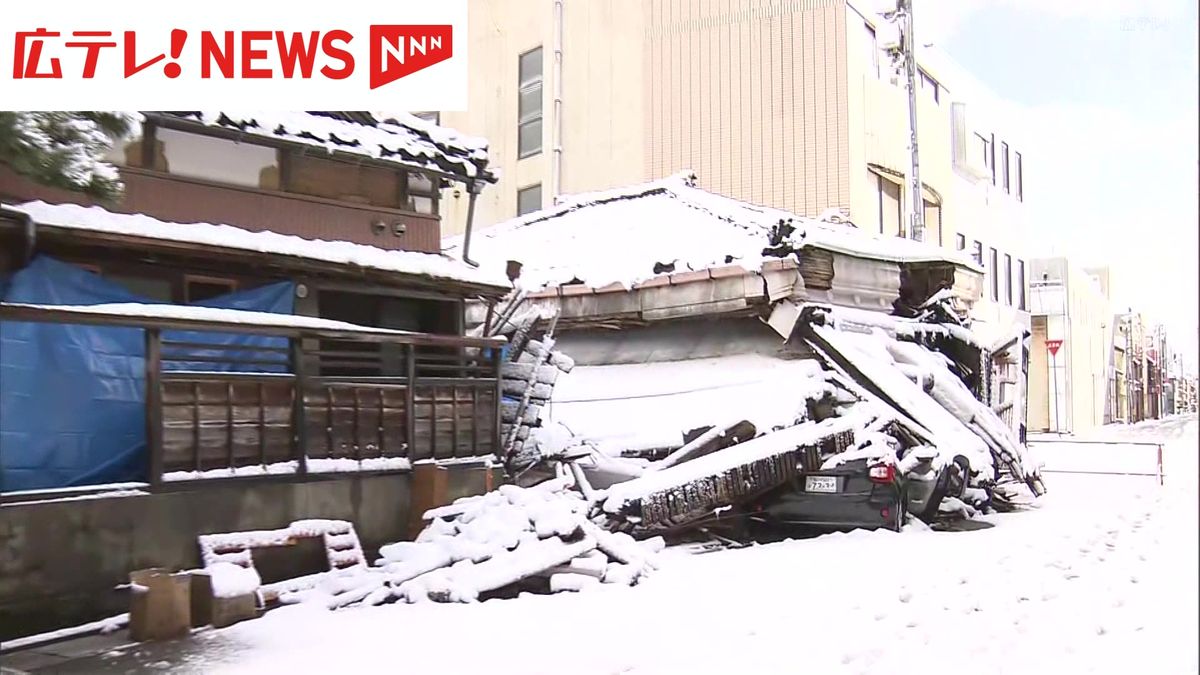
460, 180, 482, 267
551, 0, 565, 202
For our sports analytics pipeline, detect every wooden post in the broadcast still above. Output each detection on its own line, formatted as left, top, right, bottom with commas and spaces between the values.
145, 328, 164, 488
408, 461, 448, 538
291, 337, 308, 476
492, 347, 503, 459
405, 344, 417, 459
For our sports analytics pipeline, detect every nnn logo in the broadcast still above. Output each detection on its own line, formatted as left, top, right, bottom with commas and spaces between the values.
369, 24, 452, 89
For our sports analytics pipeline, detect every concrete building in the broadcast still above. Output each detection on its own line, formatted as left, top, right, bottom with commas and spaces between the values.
1028, 258, 1112, 434
436, 0, 1032, 346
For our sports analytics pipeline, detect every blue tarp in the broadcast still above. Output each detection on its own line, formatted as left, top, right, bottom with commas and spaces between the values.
0, 256, 294, 492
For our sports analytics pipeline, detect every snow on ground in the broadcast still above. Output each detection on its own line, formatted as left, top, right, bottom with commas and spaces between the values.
93, 416, 1198, 675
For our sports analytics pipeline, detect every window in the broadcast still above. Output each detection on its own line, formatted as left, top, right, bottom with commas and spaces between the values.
1015, 151, 1024, 201
875, 176, 902, 237
405, 171, 439, 215
517, 183, 542, 216
990, 247, 999, 301
971, 240, 983, 266
989, 133, 996, 185
1001, 142, 1011, 193
863, 23, 879, 79
955, 234, 966, 251
977, 133, 991, 170
922, 199, 942, 247
1018, 259, 1027, 310
1004, 253, 1013, 305
105, 273, 174, 303
518, 47, 544, 158
158, 127, 279, 189
185, 275, 237, 303
920, 70, 940, 104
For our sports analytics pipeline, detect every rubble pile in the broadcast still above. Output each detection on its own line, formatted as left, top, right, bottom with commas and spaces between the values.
500, 337, 575, 473
266, 481, 661, 611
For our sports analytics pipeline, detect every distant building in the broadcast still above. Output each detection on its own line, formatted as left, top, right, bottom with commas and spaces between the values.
1028, 258, 1112, 434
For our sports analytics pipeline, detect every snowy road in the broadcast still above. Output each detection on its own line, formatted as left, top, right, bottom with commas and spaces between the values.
78, 416, 1198, 675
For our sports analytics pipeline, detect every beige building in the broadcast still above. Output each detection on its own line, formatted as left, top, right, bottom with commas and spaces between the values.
437, 0, 1031, 343
1028, 258, 1114, 434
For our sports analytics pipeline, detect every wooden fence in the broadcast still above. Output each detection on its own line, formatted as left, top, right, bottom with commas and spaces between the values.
1, 303, 504, 488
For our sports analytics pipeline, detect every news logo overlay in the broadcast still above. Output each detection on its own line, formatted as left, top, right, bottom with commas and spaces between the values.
0, 0, 467, 110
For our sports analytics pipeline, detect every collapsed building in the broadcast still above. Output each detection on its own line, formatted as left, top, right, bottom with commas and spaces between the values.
446, 171, 1044, 535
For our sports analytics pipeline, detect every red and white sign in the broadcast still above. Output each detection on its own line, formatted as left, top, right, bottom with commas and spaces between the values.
1046, 339, 1063, 356
0, 0, 468, 110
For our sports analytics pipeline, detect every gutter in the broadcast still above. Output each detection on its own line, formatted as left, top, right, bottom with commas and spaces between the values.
460, 179, 483, 267
551, 0, 565, 202
0, 206, 36, 266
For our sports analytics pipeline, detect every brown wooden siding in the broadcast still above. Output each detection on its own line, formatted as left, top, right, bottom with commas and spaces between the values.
0, 165, 442, 253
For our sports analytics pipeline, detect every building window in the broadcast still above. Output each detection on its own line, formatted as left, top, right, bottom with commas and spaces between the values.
1018, 259, 1027, 310
1001, 142, 1011, 193
404, 171, 440, 215
971, 240, 983, 266
1004, 253, 1013, 306
185, 275, 237, 303
955, 234, 966, 251
1015, 151, 1024, 201
518, 47, 544, 159
864, 23, 879, 79
157, 127, 279, 189
990, 247, 999, 301
977, 133, 991, 171
920, 70, 940, 104
517, 183, 542, 216
878, 178, 902, 237
989, 133, 996, 185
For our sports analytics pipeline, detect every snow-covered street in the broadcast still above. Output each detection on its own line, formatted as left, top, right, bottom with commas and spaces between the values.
73, 416, 1197, 675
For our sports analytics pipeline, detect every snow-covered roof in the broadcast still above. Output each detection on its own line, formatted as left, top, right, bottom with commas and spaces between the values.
0, 301, 422, 334
444, 172, 983, 291
153, 111, 495, 184
12, 200, 511, 292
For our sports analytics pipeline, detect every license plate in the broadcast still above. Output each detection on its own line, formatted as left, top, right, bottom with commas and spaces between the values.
805, 476, 838, 493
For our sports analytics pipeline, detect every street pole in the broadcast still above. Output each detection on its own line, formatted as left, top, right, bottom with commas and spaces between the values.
899, 0, 925, 242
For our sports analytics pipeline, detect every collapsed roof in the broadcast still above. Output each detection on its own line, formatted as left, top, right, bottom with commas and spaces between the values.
147, 111, 495, 185
444, 171, 982, 291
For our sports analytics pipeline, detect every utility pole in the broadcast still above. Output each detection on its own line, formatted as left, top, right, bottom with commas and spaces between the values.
898, 0, 925, 242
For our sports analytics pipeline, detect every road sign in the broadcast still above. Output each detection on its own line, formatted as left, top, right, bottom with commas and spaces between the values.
1046, 339, 1063, 356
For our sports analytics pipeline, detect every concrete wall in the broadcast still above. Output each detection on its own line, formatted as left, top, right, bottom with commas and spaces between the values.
0, 469, 488, 641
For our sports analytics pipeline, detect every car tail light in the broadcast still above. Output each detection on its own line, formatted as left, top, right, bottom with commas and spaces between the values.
869, 463, 895, 483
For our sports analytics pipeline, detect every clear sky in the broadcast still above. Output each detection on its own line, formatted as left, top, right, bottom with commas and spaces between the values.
918, 0, 1198, 370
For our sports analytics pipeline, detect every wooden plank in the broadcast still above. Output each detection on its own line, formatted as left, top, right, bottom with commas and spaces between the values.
145, 328, 164, 487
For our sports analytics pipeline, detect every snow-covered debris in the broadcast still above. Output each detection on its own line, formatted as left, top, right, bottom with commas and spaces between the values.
10, 200, 509, 289
809, 324, 995, 475
279, 482, 662, 611
601, 413, 868, 530
208, 562, 263, 599
544, 354, 836, 456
